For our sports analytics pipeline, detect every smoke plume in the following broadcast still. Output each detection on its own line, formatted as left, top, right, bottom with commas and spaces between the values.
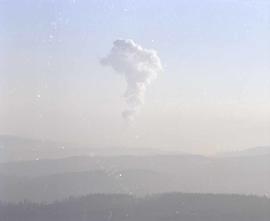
101, 39, 162, 121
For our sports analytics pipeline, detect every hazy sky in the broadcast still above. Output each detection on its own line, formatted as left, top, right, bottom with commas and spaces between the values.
0, 0, 269, 153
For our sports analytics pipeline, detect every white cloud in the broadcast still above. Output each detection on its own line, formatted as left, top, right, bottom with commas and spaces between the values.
101, 39, 163, 121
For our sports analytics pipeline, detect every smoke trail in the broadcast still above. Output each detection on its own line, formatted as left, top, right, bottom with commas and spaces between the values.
101, 39, 162, 121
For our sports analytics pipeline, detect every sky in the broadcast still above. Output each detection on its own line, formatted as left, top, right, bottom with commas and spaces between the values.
0, 0, 269, 154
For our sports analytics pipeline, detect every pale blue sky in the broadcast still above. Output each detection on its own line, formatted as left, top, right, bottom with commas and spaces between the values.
0, 0, 269, 153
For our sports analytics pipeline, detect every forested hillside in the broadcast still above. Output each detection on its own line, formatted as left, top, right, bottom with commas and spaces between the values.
1, 193, 269, 221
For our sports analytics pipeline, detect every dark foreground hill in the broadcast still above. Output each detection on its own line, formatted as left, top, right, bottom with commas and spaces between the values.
1, 193, 270, 221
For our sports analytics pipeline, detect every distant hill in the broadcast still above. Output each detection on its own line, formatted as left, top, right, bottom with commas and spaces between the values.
0, 135, 186, 162
1, 193, 269, 221
0, 154, 269, 202
1, 135, 269, 202
218, 146, 270, 157
0, 135, 77, 162
0, 170, 171, 202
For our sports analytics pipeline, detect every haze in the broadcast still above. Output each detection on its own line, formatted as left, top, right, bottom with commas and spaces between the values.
0, 0, 270, 154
